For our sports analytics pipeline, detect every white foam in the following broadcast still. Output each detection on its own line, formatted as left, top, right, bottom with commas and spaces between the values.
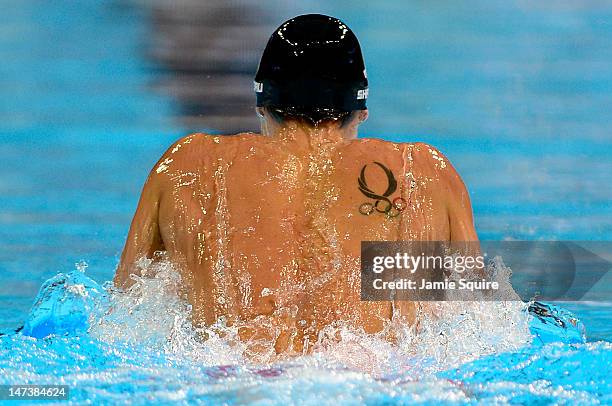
89, 254, 532, 377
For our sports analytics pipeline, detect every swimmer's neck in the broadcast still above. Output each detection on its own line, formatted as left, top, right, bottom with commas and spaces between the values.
261, 122, 359, 146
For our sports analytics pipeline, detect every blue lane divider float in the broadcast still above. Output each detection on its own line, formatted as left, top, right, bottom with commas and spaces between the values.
22, 262, 108, 339
527, 301, 586, 345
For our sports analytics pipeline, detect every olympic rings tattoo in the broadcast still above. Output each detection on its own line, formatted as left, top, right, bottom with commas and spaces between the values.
359, 202, 374, 215
357, 162, 408, 218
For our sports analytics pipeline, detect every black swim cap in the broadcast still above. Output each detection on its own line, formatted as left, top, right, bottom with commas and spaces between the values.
254, 14, 368, 112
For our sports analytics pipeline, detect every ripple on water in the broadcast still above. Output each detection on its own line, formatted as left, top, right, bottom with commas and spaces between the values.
1, 259, 607, 404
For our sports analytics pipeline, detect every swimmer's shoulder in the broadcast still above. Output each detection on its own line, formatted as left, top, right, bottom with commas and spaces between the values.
349, 137, 466, 189
163, 131, 263, 152
152, 132, 265, 169
408, 141, 470, 199
144, 133, 240, 183
345, 137, 442, 164
141, 132, 268, 197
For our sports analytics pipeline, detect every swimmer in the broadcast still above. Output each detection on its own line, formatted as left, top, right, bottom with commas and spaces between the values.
114, 14, 478, 354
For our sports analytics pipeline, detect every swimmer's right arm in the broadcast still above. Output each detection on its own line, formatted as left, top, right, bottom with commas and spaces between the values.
114, 169, 164, 288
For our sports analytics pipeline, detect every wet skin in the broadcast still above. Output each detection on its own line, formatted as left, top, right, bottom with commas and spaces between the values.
115, 122, 478, 354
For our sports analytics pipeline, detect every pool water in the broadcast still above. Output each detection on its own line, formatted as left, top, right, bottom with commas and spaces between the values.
1, 0, 610, 404
0, 262, 607, 404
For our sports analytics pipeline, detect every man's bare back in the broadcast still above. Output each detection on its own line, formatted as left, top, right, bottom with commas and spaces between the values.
115, 126, 477, 354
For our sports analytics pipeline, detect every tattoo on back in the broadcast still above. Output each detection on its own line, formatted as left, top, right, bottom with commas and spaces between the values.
357, 162, 407, 218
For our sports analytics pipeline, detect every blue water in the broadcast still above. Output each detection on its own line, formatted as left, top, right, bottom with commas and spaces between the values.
0, 266, 605, 404
1, 0, 610, 404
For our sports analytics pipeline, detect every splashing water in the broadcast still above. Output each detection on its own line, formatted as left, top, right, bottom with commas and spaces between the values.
92, 256, 532, 374
0, 258, 608, 404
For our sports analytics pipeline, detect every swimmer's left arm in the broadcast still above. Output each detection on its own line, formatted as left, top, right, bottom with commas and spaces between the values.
114, 170, 164, 288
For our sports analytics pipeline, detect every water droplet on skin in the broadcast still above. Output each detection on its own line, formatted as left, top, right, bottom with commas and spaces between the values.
156, 157, 173, 174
